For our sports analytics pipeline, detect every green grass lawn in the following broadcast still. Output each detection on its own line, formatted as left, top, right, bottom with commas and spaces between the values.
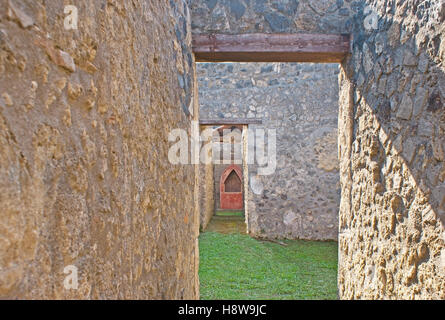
199, 232, 338, 300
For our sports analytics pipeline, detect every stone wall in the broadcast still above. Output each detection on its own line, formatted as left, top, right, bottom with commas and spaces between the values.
199, 161, 214, 230
338, 0, 445, 299
0, 0, 199, 299
191, 0, 359, 34
214, 164, 226, 211
199, 126, 214, 230
198, 62, 340, 240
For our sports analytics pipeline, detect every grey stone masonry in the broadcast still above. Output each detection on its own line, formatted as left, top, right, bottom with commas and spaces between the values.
191, 0, 359, 34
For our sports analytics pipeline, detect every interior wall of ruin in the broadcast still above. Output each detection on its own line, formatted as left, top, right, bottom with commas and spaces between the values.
0, 0, 199, 299
338, 0, 445, 299
199, 126, 215, 230
197, 62, 340, 240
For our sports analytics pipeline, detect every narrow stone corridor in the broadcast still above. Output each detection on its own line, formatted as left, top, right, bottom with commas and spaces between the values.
1, 0, 444, 300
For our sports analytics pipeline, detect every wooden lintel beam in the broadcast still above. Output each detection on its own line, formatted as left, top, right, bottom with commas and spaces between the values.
200, 119, 262, 125
192, 33, 351, 63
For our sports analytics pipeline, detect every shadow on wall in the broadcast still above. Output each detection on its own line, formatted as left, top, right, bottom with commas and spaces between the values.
338, 0, 445, 299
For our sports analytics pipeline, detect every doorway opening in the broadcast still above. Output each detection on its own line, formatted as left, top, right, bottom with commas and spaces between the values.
220, 164, 243, 210
194, 32, 348, 300
197, 61, 341, 299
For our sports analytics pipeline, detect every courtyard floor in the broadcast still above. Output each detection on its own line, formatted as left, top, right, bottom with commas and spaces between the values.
199, 216, 338, 300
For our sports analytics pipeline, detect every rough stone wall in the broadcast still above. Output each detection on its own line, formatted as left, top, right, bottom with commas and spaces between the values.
214, 164, 226, 210
191, 0, 359, 34
0, 0, 199, 299
199, 162, 214, 230
338, 0, 445, 299
199, 126, 214, 230
198, 62, 340, 240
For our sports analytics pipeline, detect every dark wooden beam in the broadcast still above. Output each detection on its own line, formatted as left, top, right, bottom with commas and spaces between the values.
193, 33, 351, 63
200, 118, 262, 125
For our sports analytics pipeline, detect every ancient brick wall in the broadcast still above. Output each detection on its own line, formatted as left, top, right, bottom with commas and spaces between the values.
0, 0, 199, 299
338, 0, 445, 299
198, 62, 340, 240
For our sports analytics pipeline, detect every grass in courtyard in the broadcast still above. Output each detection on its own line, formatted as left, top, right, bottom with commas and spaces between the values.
199, 232, 338, 300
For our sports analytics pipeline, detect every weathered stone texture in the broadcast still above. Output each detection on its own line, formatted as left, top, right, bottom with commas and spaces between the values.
213, 164, 227, 211
191, 0, 359, 34
338, 0, 445, 299
0, 0, 199, 299
198, 62, 340, 240
199, 162, 214, 230
199, 126, 215, 230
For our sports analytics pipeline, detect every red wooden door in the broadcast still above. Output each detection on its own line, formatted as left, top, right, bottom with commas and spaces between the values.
220, 165, 243, 210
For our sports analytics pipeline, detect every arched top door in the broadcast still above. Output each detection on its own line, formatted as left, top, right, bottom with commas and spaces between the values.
220, 165, 243, 193
224, 170, 242, 192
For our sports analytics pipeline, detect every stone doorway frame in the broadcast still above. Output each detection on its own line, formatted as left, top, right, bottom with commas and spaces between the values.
199, 118, 262, 232
195, 33, 351, 235
193, 33, 351, 63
